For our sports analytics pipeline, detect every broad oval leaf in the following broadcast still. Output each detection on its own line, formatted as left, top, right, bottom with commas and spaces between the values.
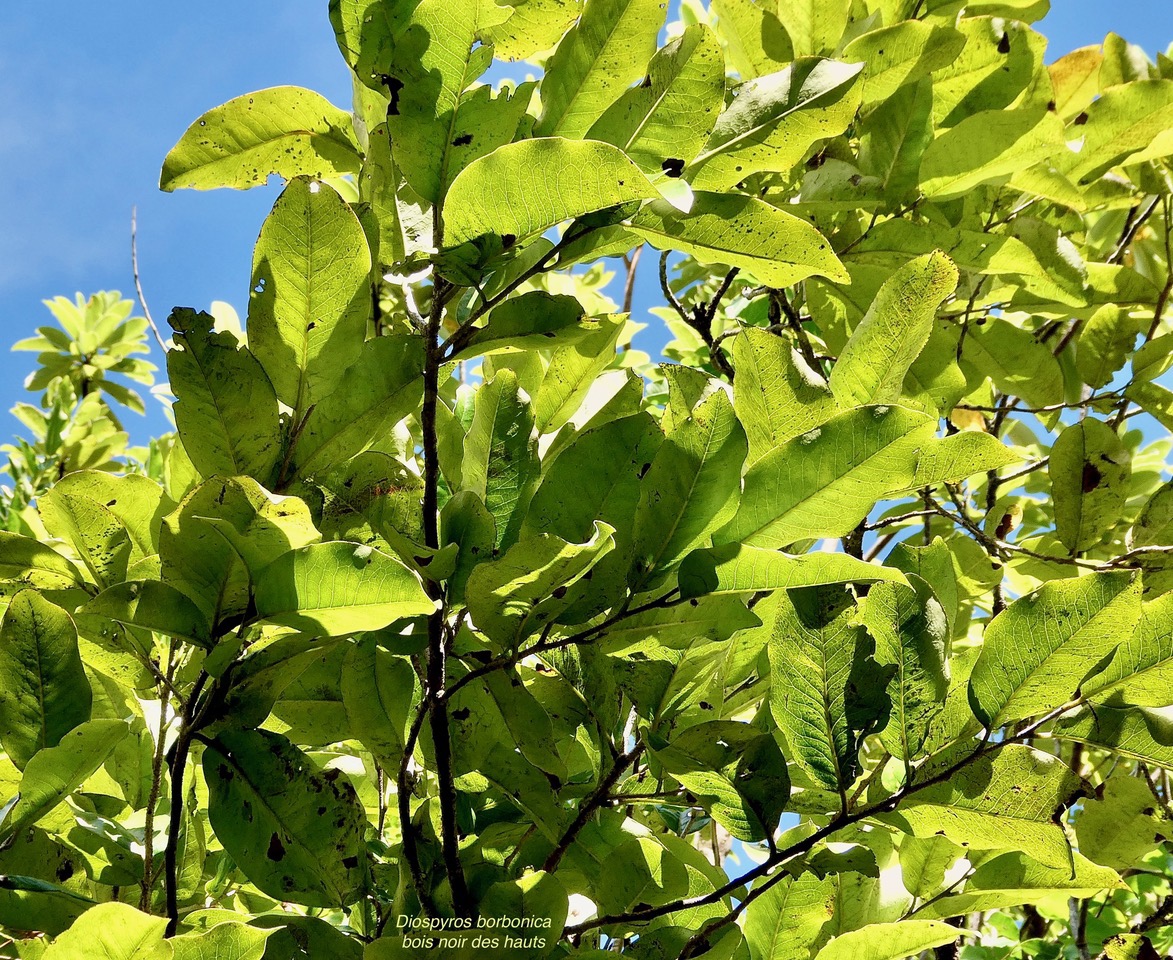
0, 532, 84, 591
167, 307, 282, 487
443, 138, 658, 248
248, 177, 372, 421
0, 591, 91, 769
631, 191, 848, 287
967, 572, 1142, 727
1, 720, 129, 842
815, 921, 964, 960
534, 0, 667, 139
203, 729, 366, 907
717, 405, 935, 548
81, 580, 213, 648
41, 901, 169, 960
586, 24, 726, 174
829, 251, 958, 407
688, 58, 864, 191
1049, 418, 1131, 553
254, 541, 436, 636
160, 86, 361, 192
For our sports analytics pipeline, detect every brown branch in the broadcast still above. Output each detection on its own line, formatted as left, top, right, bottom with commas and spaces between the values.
396, 699, 437, 915
140, 643, 176, 913
164, 670, 210, 936
543, 746, 640, 873
622, 245, 643, 315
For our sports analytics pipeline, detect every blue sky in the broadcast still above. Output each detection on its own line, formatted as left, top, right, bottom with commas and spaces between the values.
1, 2, 1172, 445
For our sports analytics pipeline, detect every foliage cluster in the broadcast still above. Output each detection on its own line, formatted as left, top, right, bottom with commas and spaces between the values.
3, 1, 1173, 958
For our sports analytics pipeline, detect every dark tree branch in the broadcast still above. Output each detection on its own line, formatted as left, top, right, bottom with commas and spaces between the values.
543, 745, 639, 873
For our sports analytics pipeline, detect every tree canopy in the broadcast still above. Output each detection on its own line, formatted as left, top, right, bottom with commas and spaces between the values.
3, 1, 1173, 958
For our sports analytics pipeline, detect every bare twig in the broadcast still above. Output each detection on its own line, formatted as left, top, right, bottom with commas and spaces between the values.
622, 245, 643, 315
130, 207, 168, 353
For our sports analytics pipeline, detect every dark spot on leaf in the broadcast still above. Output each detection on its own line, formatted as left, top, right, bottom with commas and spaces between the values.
689, 598, 699, 607
1082, 462, 1102, 493
502, 233, 517, 248
638, 462, 652, 478
267, 833, 286, 861
618, 180, 625, 186
995, 512, 1015, 540
1074, 111, 1089, 125
699, 701, 712, 711
553, 585, 568, 600
56, 859, 74, 882
318, 806, 327, 815
1047, 100, 1056, 111
452, 133, 473, 147
106, 499, 117, 507
307, 321, 316, 331
641, 75, 652, 88
453, 707, 471, 721
323, 768, 341, 783
661, 158, 685, 178
342, 854, 359, 868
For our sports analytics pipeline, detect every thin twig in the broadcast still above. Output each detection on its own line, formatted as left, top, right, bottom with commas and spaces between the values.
140, 643, 176, 913
543, 746, 640, 873
130, 207, 167, 353
622, 245, 643, 315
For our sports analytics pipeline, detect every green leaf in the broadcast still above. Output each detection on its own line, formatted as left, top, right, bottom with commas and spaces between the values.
530, 316, 626, 435
194, 483, 321, 582
47, 472, 167, 563
919, 108, 1065, 200
1126, 380, 1173, 433
732, 328, 837, 467
340, 636, 416, 770
768, 584, 890, 794
630, 388, 747, 588
1080, 591, 1173, 706
479, 871, 568, 957
930, 18, 1047, 128
969, 572, 1141, 728
652, 721, 789, 841
688, 58, 864, 191
38, 488, 132, 589
42, 902, 170, 960
814, 921, 963, 960
1077, 305, 1137, 389
864, 580, 948, 764
829, 251, 958, 407
586, 24, 726, 174
594, 595, 758, 654
170, 921, 273, 960
0, 592, 91, 769
534, 0, 667, 139
465, 521, 615, 647
166, 308, 282, 487
857, 78, 934, 199
843, 22, 966, 106
81, 581, 213, 648
461, 369, 542, 551
0, 532, 85, 590
1, 720, 129, 841
292, 336, 425, 477
1050, 418, 1132, 553
718, 405, 935, 548
743, 870, 836, 960
480, 0, 583, 62
1063, 79, 1173, 183
455, 292, 592, 360
247, 177, 372, 422
203, 729, 366, 907
254, 541, 434, 636
1076, 776, 1168, 870
774, 0, 850, 58
911, 850, 1121, 920
383, 0, 511, 203
911, 432, 1022, 488
678, 543, 908, 599
442, 138, 658, 247
710, 0, 792, 81
631, 191, 849, 287
1050, 705, 1173, 770
961, 318, 1065, 410
160, 86, 361, 192
880, 745, 1082, 869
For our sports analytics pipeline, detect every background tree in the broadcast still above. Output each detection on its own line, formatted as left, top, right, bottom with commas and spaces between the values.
2, 2, 1173, 959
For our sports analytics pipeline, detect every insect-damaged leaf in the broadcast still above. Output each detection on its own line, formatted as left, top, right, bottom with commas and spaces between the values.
203, 729, 366, 907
